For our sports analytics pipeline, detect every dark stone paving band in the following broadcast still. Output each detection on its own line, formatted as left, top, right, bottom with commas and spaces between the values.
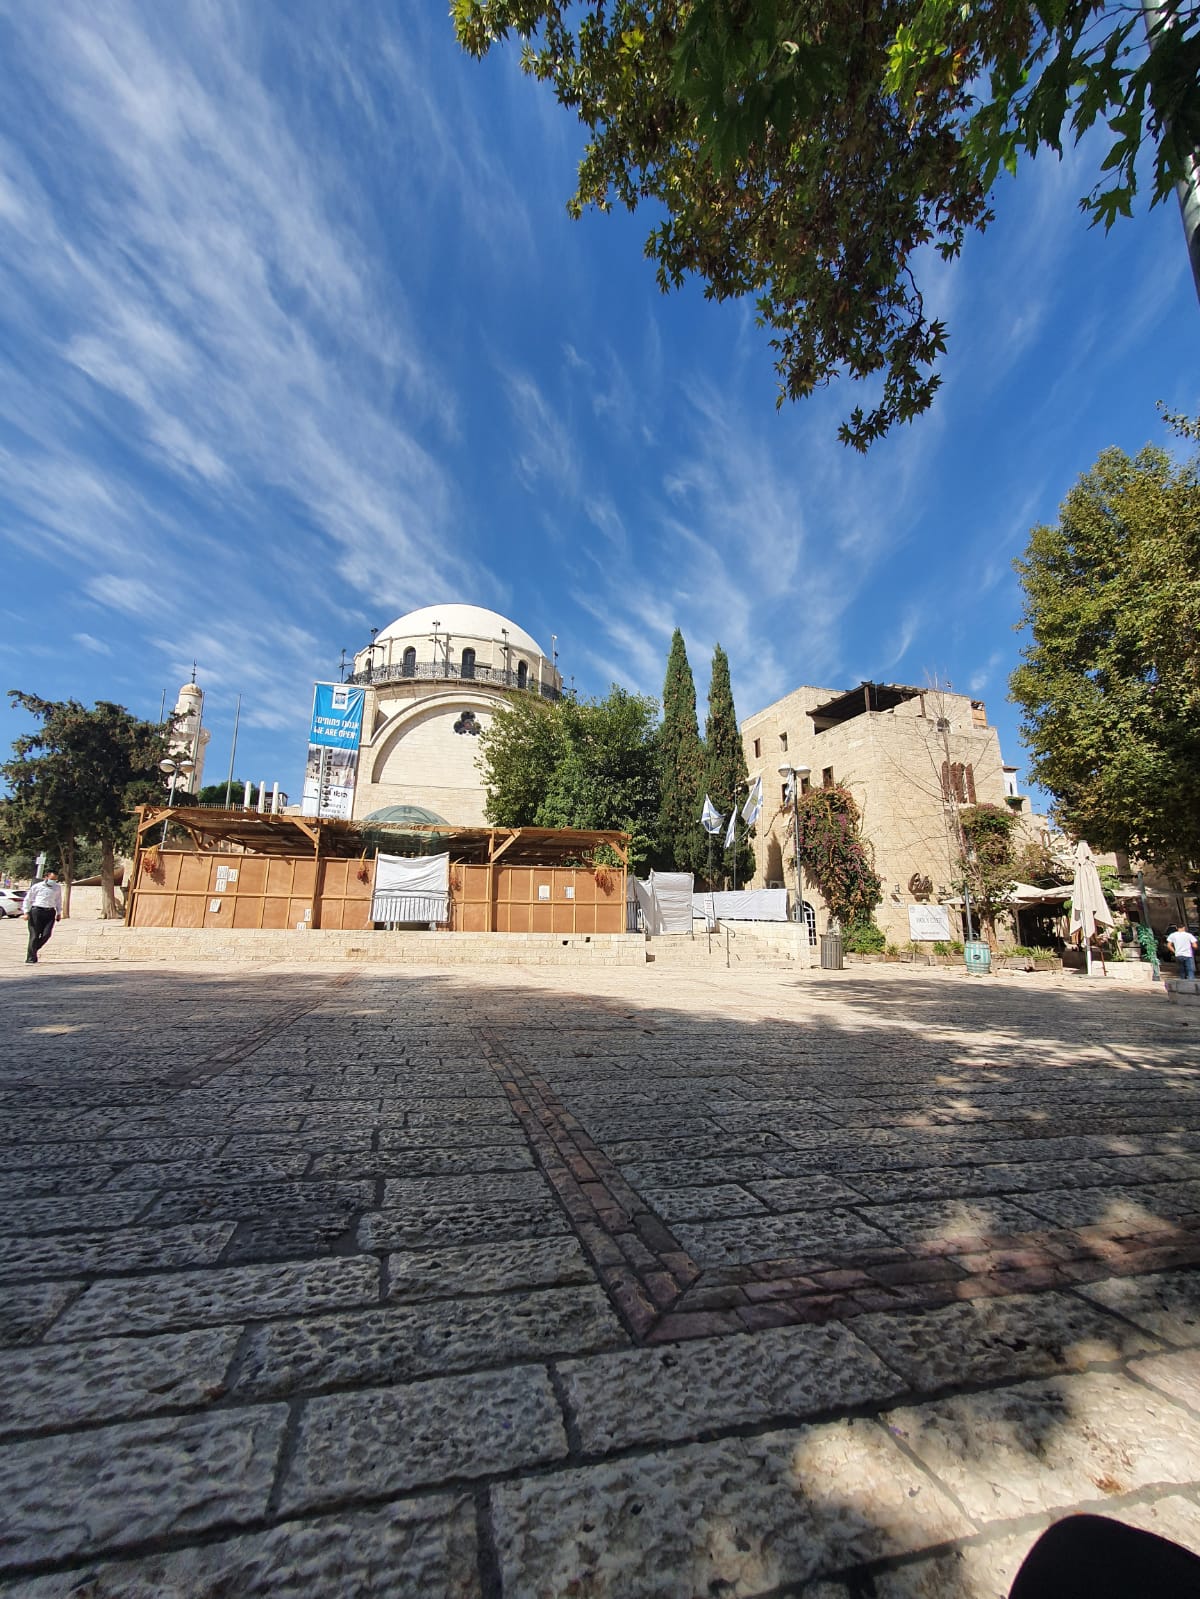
477, 1027, 1200, 1345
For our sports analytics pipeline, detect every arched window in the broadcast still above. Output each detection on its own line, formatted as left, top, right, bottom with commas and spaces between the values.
402, 646, 416, 678
516, 659, 528, 689
460, 647, 475, 679
802, 901, 818, 946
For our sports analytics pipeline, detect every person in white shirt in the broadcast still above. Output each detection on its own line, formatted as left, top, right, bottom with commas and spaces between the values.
1166, 925, 1198, 981
22, 871, 62, 964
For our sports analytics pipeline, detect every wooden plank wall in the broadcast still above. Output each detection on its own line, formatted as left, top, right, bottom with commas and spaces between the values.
131, 853, 623, 934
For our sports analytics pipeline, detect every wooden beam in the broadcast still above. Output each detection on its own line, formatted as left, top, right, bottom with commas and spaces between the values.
489, 828, 521, 863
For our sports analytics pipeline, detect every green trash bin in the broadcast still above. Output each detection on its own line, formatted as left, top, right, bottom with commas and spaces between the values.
964, 940, 991, 975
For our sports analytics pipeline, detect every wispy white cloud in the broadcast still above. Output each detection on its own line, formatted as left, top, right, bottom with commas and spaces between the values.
72, 632, 112, 656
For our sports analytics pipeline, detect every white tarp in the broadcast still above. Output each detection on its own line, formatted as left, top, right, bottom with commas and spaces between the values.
633, 872, 695, 934
372, 852, 450, 925
696, 889, 789, 925
650, 872, 694, 934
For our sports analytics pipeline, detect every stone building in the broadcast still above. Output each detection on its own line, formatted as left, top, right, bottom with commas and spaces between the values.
345, 603, 561, 824
742, 681, 1026, 944
170, 674, 211, 793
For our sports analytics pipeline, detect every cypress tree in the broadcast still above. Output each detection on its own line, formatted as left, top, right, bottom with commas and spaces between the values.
656, 628, 705, 872
705, 644, 753, 886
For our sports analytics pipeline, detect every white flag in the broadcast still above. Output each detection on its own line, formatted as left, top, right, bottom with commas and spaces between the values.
741, 774, 763, 827
723, 807, 737, 849
782, 772, 794, 806
700, 794, 724, 835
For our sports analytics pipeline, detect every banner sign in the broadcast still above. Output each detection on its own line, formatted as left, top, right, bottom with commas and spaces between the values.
908, 904, 952, 941
301, 684, 365, 819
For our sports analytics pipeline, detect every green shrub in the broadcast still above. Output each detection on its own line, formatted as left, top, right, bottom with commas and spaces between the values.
843, 919, 886, 953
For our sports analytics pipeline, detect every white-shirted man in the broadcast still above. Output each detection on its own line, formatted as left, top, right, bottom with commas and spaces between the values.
1166, 925, 1198, 981
22, 870, 62, 964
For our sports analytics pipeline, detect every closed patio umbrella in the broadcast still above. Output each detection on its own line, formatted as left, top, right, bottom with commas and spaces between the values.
1069, 841, 1115, 975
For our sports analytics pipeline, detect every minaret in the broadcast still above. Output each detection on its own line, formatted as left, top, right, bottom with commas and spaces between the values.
171, 667, 211, 793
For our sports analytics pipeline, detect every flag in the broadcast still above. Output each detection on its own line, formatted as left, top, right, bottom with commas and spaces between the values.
741, 774, 763, 826
782, 771, 794, 806
700, 794, 724, 835
723, 807, 737, 849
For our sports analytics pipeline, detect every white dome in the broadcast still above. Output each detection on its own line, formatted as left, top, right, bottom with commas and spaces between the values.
375, 604, 547, 659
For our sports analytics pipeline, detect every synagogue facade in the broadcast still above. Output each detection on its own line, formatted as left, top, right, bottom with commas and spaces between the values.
345, 603, 561, 825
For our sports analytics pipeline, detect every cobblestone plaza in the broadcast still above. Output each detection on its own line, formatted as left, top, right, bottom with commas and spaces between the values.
1, 946, 1198, 1596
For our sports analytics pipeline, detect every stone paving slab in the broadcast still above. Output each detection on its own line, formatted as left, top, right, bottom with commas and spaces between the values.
0, 1328, 239, 1436
886, 1370, 1200, 1519
1, 1498, 480, 1598
47, 1257, 381, 1340
279, 1367, 567, 1513
231, 1286, 626, 1398
490, 1421, 972, 1598
0, 1406, 287, 1572
3, 958, 1199, 1595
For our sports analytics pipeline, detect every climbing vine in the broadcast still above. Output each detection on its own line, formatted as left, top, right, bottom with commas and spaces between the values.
789, 787, 882, 926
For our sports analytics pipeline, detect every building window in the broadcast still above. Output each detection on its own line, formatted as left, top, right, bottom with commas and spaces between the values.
402, 646, 416, 677
802, 901, 817, 945
779, 731, 788, 751
516, 660, 528, 689
460, 647, 476, 679
801, 775, 810, 794
822, 767, 834, 788
453, 710, 481, 736
753, 738, 761, 758
941, 762, 976, 804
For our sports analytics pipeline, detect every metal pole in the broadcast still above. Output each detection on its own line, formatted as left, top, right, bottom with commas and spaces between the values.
224, 695, 241, 809
159, 768, 179, 846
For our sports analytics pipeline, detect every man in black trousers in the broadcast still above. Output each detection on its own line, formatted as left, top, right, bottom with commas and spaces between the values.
22, 869, 62, 964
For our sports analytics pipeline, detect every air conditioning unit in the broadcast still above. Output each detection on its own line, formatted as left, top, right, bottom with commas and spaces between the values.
935, 718, 950, 731
767, 880, 785, 889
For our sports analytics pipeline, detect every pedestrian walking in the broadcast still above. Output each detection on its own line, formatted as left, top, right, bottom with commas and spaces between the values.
1166, 924, 1198, 981
22, 869, 62, 964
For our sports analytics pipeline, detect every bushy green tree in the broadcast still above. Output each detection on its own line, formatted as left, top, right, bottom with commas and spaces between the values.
656, 629, 706, 873
479, 687, 661, 868
957, 802, 1018, 945
1010, 415, 1200, 872
704, 644, 753, 886
453, 1, 1199, 450
1, 694, 169, 917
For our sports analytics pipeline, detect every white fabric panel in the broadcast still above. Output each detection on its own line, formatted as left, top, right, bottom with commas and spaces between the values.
649, 871, 694, 934
372, 852, 450, 924
632, 877, 658, 934
696, 889, 789, 924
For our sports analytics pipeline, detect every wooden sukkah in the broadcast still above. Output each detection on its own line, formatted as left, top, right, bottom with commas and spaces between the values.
127, 807, 630, 934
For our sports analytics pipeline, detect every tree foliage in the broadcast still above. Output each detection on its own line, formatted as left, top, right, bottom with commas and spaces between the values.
0, 695, 169, 917
957, 801, 1018, 943
479, 686, 661, 867
453, 0, 1199, 451
1010, 416, 1200, 872
656, 628, 706, 872
704, 643, 753, 885
791, 784, 882, 924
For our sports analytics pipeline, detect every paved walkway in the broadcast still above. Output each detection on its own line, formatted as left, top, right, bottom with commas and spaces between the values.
1, 946, 1199, 1596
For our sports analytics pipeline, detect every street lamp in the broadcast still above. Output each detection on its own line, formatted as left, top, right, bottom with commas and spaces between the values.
158, 756, 195, 844
778, 762, 811, 930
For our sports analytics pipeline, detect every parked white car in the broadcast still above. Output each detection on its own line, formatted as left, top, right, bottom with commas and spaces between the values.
0, 888, 25, 918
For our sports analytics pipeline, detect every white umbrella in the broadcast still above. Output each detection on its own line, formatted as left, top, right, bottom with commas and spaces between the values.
1069, 841, 1115, 975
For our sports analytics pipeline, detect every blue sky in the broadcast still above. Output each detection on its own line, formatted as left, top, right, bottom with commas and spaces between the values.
0, 1, 1196, 806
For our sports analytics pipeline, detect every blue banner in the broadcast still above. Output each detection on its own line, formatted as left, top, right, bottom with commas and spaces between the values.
308, 683, 365, 750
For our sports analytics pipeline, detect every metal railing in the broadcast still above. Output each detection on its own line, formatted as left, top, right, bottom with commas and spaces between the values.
348, 659, 560, 699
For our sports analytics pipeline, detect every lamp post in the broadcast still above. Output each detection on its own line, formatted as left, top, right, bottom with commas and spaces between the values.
158, 756, 195, 844
778, 762, 811, 932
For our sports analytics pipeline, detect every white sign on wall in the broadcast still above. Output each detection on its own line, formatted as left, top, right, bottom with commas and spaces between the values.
908, 904, 952, 941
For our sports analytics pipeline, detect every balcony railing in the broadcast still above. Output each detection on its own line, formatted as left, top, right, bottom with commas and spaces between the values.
347, 659, 560, 699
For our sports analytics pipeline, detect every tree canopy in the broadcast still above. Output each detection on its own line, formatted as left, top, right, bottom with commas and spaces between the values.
479, 686, 661, 867
1010, 415, 1200, 872
704, 643, 753, 884
791, 783, 882, 924
454, 0, 1199, 450
0, 694, 169, 916
656, 628, 705, 873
